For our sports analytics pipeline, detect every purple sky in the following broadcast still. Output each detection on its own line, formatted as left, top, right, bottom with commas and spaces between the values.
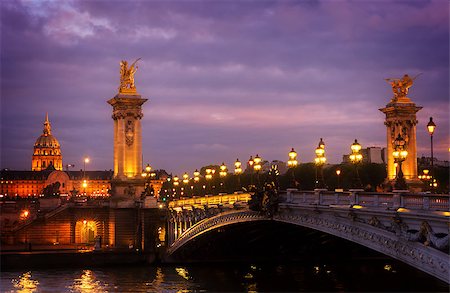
1, 0, 448, 176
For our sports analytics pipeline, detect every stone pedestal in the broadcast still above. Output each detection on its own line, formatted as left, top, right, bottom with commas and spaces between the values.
380, 95, 422, 184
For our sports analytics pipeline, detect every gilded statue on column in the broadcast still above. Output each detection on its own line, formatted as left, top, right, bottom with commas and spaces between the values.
385, 73, 421, 101
119, 58, 141, 94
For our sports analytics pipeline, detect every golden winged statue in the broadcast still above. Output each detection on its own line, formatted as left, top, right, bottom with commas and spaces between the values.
385, 73, 421, 100
119, 58, 141, 93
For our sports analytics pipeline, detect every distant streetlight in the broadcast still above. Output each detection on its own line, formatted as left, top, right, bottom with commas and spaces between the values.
173, 175, 179, 198
314, 138, 327, 189
336, 169, 341, 189
182, 172, 190, 197
234, 159, 242, 191
248, 156, 254, 185
83, 157, 90, 179
219, 162, 227, 193
427, 117, 436, 193
393, 134, 408, 190
205, 168, 213, 195
287, 148, 298, 188
193, 169, 200, 195
349, 139, 363, 189
141, 164, 155, 198
253, 154, 262, 187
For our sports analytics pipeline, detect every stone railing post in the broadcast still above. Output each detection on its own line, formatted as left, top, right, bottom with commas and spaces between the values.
314, 189, 326, 205
349, 190, 357, 205
423, 195, 430, 210
286, 188, 296, 203
392, 191, 406, 209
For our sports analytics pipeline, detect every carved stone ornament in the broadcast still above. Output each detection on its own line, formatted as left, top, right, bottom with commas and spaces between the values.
125, 120, 134, 146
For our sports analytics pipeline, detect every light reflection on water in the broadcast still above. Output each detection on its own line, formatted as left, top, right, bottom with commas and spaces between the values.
11, 272, 39, 293
1, 261, 446, 292
67, 270, 108, 293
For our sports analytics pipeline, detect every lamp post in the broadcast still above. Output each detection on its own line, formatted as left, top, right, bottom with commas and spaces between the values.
349, 139, 363, 189
83, 157, 90, 195
234, 159, 242, 191
193, 169, 200, 196
336, 169, 341, 190
287, 148, 298, 189
248, 156, 254, 186
393, 134, 408, 190
182, 172, 189, 197
141, 164, 155, 198
219, 162, 227, 193
205, 168, 213, 195
427, 117, 436, 193
253, 154, 262, 188
173, 175, 179, 199
314, 138, 327, 189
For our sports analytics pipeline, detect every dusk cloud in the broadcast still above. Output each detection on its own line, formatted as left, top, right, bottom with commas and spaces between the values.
1, 0, 448, 175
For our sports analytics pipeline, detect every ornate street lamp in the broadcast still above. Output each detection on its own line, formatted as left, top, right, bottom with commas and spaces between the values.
141, 164, 155, 198
393, 134, 408, 190
287, 148, 298, 188
253, 154, 262, 187
193, 169, 200, 195
349, 139, 363, 189
234, 159, 242, 191
314, 138, 327, 189
248, 156, 255, 185
205, 168, 213, 195
173, 175, 179, 198
427, 117, 436, 192
182, 172, 190, 197
219, 162, 227, 193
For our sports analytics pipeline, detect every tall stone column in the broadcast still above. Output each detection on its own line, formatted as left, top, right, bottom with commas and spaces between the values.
380, 74, 422, 187
108, 96, 147, 179
107, 59, 148, 205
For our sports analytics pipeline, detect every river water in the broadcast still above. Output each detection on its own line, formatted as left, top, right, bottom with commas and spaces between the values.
1, 259, 447, 292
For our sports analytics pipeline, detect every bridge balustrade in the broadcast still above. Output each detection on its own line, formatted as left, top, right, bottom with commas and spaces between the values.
285, 190, 449, 211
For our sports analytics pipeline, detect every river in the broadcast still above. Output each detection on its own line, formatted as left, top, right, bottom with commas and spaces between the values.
1, 259, 447, 292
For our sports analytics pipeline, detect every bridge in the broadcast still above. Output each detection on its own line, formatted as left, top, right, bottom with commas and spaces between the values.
167, 190, 449, 283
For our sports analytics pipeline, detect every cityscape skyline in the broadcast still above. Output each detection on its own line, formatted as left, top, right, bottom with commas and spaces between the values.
1, 1, 448, 176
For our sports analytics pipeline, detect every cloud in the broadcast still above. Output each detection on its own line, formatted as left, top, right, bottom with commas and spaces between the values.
1, 0, 448, 175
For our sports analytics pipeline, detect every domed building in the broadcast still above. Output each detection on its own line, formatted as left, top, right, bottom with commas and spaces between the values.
32, 114, 63, 171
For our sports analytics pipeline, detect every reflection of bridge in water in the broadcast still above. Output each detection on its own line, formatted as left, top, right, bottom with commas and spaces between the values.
167, 190, 449, 283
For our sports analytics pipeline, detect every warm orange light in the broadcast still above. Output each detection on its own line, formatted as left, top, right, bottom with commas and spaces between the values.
145, 164, 152, 172
220, 162, 227, 172
427, 117, 436, 135
254, 154, 262, 165
20, 210, 30, 219
193, 169, 200, 177
84, 157, 90, 164
234, 159, 241, 169
248, 156, 254, 167
83, 220, 87, 225
336, 169, 341, 176
288, 148, 297, 160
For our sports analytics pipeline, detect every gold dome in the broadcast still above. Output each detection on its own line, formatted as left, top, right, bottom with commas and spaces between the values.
34, 134, 60, 148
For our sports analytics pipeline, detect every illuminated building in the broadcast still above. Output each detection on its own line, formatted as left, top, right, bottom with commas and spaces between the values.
32, 114, 63, 171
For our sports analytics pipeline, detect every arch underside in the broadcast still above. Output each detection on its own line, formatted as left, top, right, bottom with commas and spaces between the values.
168, 209, 449, 284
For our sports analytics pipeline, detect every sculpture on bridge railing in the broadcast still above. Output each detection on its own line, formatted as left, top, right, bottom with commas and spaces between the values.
248, 165, 280, 217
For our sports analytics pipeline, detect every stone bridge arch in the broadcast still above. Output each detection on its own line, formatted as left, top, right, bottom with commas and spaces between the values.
167, 209, 449, 283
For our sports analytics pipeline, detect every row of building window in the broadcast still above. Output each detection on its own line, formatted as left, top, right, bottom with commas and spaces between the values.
34, 148, 61, 155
